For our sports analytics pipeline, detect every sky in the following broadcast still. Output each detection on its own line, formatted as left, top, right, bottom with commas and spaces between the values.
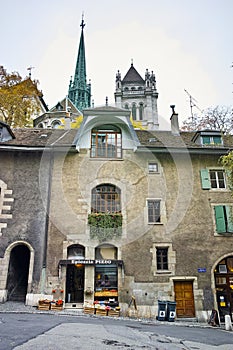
1, 0, 233, 129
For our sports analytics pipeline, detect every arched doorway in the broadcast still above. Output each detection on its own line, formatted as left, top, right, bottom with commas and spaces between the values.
6, 244, 30, 302
65, 244, 85, 304
214, 256, 233, 321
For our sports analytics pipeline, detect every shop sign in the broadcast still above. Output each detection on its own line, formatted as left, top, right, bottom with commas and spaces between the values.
198, 268, 206, 273
59, 259, 123, 266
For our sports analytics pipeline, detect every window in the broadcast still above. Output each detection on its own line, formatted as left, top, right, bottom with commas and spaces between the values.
147, 200, 160, 223
95, 265, 118, 291
91, 125, 122, 158
139, 103, 143, 120
209, 170, 226, 189
132, 103, 136, 120
156, 248, 168, 270
214, 205, 233, 234
200, 169, 226, 189
201, 135, 222, 145
91, 184, 121, 213
148, 162, 158, 173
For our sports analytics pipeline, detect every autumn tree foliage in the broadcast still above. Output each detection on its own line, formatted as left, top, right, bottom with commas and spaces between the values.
181, 106, 233, 134
0, 66, 42, 127
221, 151, 233, 193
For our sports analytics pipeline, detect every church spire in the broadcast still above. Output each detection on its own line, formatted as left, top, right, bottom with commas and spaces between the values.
68, 15, 91, 111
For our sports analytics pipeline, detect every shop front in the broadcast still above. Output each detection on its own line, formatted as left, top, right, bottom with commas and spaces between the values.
59, 258, 123, 308
214, 256, 233, 322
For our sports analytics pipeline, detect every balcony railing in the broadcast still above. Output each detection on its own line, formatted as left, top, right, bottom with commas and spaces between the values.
88, 213, 122, 242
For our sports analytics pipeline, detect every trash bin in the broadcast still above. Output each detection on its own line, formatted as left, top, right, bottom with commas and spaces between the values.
157, 300, 167, 321
167, 301, 176, 322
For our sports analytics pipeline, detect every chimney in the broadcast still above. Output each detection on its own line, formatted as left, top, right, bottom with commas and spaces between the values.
170, 105, 180, 135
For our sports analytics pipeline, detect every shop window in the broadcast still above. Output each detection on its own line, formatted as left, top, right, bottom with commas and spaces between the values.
147, 200, 160, 223
214, 205, 233, 234
156, 248, 168, 270
148, 162, 158, 173
200, 169, 226, 189
91, 184, 121, 214
95, 265, 118, 291
91, 124, 122, 159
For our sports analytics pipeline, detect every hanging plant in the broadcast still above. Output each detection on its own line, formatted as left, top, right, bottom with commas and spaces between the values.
88, 213, 123, 242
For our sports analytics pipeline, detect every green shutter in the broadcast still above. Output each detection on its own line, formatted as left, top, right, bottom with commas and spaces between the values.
214, 206, 226, 233
226, 206, 233, 233
200, 169, 211, 189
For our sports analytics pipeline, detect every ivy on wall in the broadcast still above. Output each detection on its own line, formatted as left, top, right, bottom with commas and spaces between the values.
88, 213, 122, 242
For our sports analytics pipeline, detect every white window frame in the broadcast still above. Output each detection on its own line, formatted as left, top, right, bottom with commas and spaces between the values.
148, 162, 159, 174
209, 169, 226, 189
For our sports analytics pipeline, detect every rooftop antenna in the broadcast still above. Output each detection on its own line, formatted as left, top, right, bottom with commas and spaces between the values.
184, 89, 203, 124
27, 66, 35, 79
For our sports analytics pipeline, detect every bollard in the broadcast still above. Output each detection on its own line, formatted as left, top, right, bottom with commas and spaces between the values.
225, 315, 232, 331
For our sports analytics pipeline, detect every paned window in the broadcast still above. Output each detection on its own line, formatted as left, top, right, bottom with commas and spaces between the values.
200, 169, 226, 189
91, 184, 121, 213
209, 170, 226, 189
214, 205, 233, 234
91, 125, 122, 159
201, 135, 222, 145
147, 200, 160, 223
156, 248, 168, 270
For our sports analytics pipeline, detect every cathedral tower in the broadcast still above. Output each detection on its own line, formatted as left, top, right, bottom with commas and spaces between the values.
68, 17, 91, 111
114, 63, 159, 130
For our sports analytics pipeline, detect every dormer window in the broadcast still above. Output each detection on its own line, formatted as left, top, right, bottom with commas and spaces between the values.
201, 135, 222, 145
192, 130, 223, 146
91, 125, 122, 159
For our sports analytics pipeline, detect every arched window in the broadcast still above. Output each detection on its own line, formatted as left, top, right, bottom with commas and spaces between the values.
124, 104, 129, 109
91, 125, 122, 158
52, 120, 61, 129
91, 184, 121, 214
139, 103, 144, 120
67, 244, 85, 259
132, 103, 136, 120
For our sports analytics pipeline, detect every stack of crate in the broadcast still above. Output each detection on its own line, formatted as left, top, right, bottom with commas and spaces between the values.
37, 299, 51, 311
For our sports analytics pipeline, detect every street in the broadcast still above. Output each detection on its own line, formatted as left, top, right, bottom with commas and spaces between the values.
0, 313, 233, 349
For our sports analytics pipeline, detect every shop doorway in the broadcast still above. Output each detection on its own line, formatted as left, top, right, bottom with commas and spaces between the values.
214, 256, 233, 322
6, 244, 30, 302
65, 264, 85, 304
174, 281, 195, 317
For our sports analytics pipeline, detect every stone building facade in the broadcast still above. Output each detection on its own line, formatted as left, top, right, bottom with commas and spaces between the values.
0, 111, 233, 322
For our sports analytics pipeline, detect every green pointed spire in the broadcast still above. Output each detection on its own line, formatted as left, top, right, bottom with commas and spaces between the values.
68, 16, 91, 111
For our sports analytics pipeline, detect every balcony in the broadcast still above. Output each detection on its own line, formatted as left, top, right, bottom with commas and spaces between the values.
88, 213, 122, 242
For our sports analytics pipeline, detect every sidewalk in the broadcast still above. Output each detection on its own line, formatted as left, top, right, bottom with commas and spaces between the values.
0, 301, 215, 328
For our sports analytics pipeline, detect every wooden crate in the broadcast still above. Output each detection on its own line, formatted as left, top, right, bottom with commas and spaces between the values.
84, 307, 95, 315
108, 309, 120, 317
50, 304, 63, 311
95, 308, 107, 316
38, 303, 50, 311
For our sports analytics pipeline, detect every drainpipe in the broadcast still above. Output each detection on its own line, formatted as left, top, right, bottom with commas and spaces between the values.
40, 150, 54, 294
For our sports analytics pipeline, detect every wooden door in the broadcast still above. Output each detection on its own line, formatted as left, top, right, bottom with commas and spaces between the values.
174, 281, 195, 317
